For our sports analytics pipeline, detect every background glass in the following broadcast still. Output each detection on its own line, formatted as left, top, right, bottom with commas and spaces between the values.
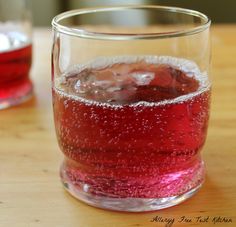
52, 6, 211, 212
0, 0, 33, 109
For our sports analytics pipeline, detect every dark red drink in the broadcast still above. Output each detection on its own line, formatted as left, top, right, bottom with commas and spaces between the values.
53, 56, 210, 199
0, 32, 32, 108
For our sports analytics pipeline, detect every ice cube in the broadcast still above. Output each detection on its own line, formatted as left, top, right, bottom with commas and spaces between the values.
91, 80, 113, 89
0, 31, 28, 52
130, 71, 155, 86
0, 33, 10, 52
73, 69, 117, 99
74, 71, 97, 94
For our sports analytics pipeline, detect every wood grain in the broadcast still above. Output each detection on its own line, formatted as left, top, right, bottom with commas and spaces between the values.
0, 25, 235, 227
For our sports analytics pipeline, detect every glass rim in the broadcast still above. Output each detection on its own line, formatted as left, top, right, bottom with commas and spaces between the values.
52, 5, 211, 40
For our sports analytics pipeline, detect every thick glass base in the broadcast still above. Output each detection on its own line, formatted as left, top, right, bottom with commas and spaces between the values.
60, 161, 204, 212
0, 79, 33, 109
62, 180, 202, 212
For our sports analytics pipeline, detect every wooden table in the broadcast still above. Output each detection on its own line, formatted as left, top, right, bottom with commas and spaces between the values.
0, 26, 235, 227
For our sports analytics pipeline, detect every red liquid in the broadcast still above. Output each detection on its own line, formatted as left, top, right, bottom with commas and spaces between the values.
0, 32, 32, 105
53, 57, 210, 198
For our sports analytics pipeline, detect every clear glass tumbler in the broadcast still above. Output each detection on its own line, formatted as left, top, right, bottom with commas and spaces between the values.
52, 5, 211, 212
0, 0, 33, 109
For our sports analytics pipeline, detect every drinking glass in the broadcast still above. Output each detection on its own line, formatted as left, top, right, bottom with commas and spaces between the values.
0, 0, 33, 109
52, 5, 211, 212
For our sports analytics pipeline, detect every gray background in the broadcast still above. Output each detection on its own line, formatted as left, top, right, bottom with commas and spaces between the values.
31, 0, 236, 26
